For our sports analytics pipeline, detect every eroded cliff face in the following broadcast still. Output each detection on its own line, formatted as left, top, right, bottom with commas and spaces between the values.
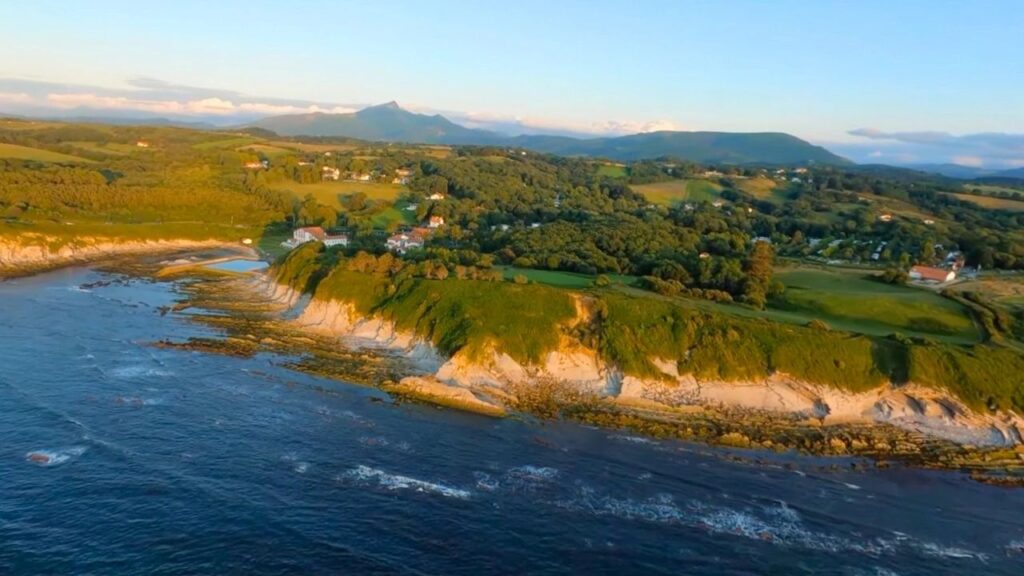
0, 235, 238, 277
260, 278, 1024, 448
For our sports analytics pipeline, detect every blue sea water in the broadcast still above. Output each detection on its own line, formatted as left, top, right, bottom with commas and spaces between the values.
1, 268, 1022, 575
204, 258, 269, 273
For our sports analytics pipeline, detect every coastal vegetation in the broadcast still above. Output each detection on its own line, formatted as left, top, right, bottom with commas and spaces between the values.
272, 246, 1024, 413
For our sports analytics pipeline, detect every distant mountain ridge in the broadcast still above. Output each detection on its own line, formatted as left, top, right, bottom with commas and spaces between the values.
249, 102, 850, 165
905, 163, 1024, 180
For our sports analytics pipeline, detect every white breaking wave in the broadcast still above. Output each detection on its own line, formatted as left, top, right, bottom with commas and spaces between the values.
506, 465, 559, 481
340, 465, 472, 500
25, 446, 88, 467
609, 435, 660, 445
552, 486, 988, 560
110, 365, 174, 379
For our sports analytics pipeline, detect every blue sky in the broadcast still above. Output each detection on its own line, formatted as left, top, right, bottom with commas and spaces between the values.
1, 0, 1022, 166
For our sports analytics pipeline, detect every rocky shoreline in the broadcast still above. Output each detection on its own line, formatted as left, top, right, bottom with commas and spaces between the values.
259, 277, 1024, 447
221, 273, 1024, 481
0, 235, 252, 279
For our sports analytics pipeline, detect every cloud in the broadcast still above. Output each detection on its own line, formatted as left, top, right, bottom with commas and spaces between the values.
951, 155, 984, 167
447, 109, 680, 137
843, 128, 1024, 168
0, 91, 32, 104
0, 77, 364, 123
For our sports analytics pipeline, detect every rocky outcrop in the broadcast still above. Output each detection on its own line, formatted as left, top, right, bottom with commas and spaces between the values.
0, 235, 242, 278
261, 278, 1024, 448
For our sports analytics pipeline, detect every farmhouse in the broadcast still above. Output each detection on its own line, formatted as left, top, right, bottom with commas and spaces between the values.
323, 232, 348, 248
909, 265, 956, 283
428, 215, 445, 228
281, 226, 348, 249
428, 193, 446, 201
135, 141, 150, 148
386, 229, 428, 254
292, 226, 325, 244
322, 166, 341, 181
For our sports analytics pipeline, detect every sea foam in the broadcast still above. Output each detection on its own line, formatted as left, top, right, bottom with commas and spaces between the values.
25, 446, 87, 467
341, 465, 471, 499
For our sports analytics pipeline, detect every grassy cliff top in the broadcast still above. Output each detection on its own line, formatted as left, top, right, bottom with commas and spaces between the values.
272, 248, 1024, 414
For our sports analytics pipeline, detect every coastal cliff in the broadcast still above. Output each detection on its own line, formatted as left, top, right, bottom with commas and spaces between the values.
255, 275, 1024, 449
0, 235, 244, 278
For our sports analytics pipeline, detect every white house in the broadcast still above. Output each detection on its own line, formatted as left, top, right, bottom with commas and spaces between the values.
428, 193, 446, 201
428, 215, 445, 228
322, 166, 341, 181
386, 229, 427, 254
292, 226, 325, 244
323, 233, 348, 248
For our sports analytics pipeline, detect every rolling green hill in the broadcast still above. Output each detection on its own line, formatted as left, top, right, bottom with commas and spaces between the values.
249, 103, 849, 165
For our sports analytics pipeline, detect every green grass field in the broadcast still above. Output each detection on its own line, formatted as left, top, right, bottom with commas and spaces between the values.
0, 143, 94, 164
948, 192, 1024, 212
735, 176, 790, 202
65, 141, 141, 157
497, 266, 639, 288
237, 144, 295, 159
275, 180, 405, 209
769, 267, 979, 343
192, 137, 258, 150
631, 179, 723, 206
368, 205, 417, 228
596, 164, 627, 178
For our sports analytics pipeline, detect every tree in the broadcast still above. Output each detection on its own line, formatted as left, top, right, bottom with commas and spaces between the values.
742, 240, 774, 309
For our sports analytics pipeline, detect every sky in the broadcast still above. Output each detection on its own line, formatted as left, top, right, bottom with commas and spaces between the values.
1, 0, 1022, 167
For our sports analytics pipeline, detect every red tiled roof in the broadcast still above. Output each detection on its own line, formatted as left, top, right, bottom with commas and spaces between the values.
296, 224, 323, 237
910, 265, 952, 282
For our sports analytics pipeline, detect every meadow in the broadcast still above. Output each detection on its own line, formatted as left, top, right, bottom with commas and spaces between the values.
948, 192, 1024, 212
237, 144, 295, 160
273, 180, 405, 209
769, 266, 979, 343
734, 176, 788, 201
0, 143, 94, 164
631, 178, 723, 205
497, 266, 639, 288
596, 164, 627, 178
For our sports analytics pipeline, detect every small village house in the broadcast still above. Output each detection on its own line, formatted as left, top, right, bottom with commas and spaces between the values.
392, 168, 413, 185
282, 226, 348, 249
292, 226, 325, 244
428, 215, 445, 228
909, 265, 956, 283
322, 166, 341, 181
135, 141, 149, 148
322, 232, 348, 248
386, 229, 428, 254
428, 192, 446, 201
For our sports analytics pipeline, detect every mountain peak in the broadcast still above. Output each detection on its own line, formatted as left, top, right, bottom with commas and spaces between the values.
373, 100, 402, 111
